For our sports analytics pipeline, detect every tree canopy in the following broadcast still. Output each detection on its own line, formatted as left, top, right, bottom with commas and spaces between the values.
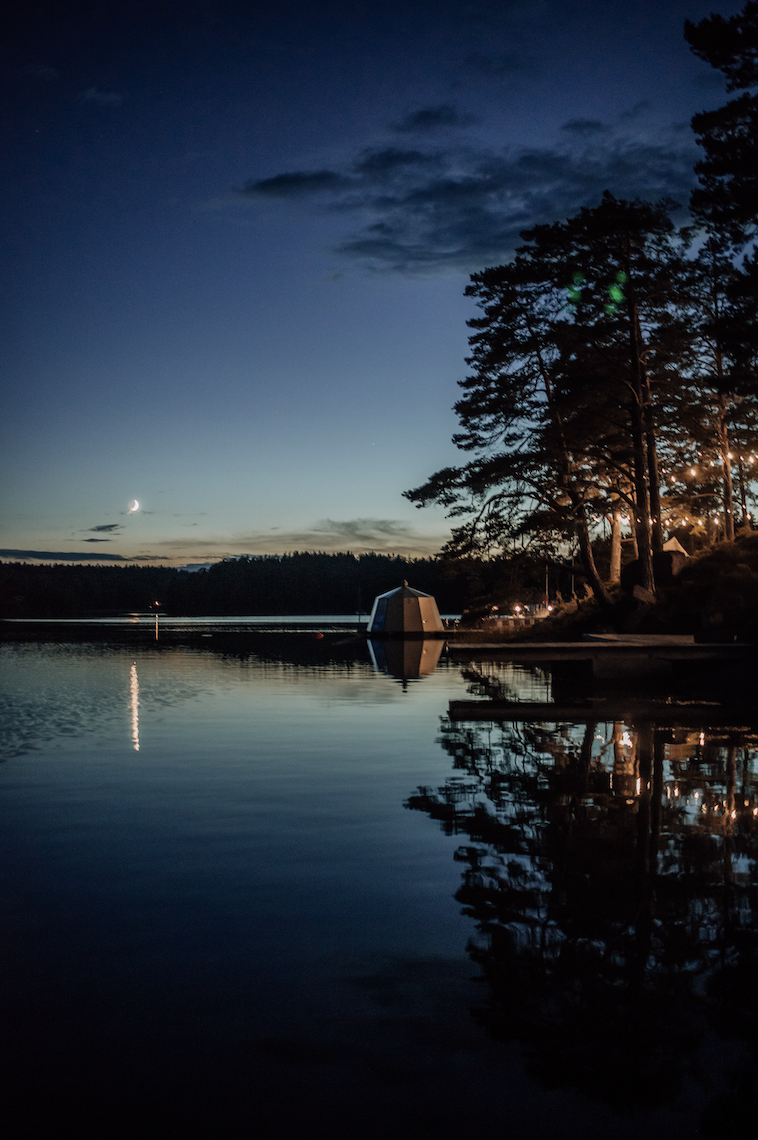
406, 5, 758, 603
686, 1, 758, 245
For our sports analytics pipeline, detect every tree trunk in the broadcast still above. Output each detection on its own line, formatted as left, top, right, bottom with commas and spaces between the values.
636, 310, 664, 553
610, 511, 622, 584
629, 388, 655, 592
718, 392, 736, 541
575, 502, 612, 605
736, 452, 750, 525
645, 422, 664, 553
629, 506, 639, 558
626, 289, 655, 593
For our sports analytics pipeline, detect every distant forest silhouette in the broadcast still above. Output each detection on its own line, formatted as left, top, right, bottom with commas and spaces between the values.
0, 553, 470, 617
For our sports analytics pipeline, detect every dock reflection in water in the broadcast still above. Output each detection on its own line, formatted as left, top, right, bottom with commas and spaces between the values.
407, 703, 758, 1126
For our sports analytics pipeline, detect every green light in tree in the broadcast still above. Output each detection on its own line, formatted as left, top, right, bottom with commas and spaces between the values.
604, 270, 627, 314
565, 270, 585, 305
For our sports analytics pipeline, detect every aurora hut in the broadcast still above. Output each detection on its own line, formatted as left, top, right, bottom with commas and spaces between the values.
367, 581, 444, 637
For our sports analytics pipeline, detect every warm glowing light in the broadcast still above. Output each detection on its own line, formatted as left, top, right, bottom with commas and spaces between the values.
690, 468, 696, 476
674, 787, 679, 797
699, 732, 705, 745
129, 662, 140, 751
622, 731, 632, 747
128, 499, 139, 513
636, 777, 641, 795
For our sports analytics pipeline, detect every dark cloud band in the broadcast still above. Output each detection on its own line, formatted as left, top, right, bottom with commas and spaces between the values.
0, 550, 158, 562
239, 117, 698, 272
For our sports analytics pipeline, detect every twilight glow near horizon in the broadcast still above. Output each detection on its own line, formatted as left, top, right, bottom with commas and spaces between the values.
1, 0, 733, 567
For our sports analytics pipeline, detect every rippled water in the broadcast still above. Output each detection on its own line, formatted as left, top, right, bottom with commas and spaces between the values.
1, 637, 756, 1136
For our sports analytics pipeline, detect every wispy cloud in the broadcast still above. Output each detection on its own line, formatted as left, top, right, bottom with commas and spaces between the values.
83, 538, 112, 543
245, 169, 350, 197
463, 51, 537, 76
87, 523, 123, 533
0, 550, 158, 562
560, 119, 609, 137
8, 63, 59, 86
391, 104, 477, 133
76, 87, 124, 107
237, 114, 698, 273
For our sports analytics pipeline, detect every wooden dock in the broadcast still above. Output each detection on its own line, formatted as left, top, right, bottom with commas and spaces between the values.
448, 634, 752, 680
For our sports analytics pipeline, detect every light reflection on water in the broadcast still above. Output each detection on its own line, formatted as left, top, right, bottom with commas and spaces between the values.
0, 638, 756, 1136
129, 662, 140, 751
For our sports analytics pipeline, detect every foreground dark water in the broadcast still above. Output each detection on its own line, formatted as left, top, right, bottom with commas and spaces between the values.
1, 635, 757, 1137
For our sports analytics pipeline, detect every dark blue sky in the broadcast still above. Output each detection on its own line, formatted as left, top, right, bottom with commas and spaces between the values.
1, 0, 733, 565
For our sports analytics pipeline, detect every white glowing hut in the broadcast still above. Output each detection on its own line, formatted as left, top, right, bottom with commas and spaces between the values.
367, 581, 444, 637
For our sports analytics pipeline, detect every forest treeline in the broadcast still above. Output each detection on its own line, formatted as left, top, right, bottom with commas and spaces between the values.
0, 553, 471, 617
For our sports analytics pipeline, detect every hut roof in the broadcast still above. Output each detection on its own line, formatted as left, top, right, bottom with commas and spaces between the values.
373, 580, 433, 602
367, 580, 444, 635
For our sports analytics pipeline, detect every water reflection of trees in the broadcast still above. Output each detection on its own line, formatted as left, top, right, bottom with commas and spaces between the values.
406, 714, 758, 1120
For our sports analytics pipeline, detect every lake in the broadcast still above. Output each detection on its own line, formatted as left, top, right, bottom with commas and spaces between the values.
1, 628, 757, 1137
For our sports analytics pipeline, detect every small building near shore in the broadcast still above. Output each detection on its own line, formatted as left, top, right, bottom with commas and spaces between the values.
367, 581, 444, 636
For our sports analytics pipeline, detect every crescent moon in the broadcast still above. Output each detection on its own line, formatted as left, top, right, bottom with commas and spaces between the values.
129, 499, 139, 513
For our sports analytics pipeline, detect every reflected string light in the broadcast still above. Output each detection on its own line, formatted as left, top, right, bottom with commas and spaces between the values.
130, 661, 140, 751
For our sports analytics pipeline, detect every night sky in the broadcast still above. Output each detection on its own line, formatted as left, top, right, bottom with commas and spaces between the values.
1, 0, 733, 567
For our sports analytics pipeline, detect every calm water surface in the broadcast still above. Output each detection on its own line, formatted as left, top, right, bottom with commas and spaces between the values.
1, 636, 756, 1137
